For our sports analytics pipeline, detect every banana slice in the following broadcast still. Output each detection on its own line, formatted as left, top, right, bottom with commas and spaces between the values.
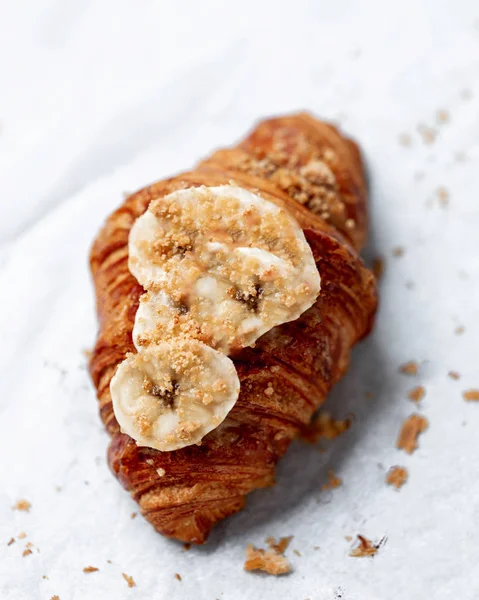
110, 340, 240, 451
129, 185, 320, 351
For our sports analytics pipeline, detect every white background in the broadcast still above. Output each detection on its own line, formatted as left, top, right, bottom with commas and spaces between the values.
1, 1, 478, 599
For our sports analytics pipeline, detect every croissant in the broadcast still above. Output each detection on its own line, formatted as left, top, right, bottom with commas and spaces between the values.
89, 112, 377, 544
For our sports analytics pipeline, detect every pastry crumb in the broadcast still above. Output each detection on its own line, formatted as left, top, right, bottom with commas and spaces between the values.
436, 110, 449, 124
398, 133, 411, 147
418, 124, 436, 145
183, 542, 191, 551
408, 386, 426, 403
293, 549, 302, 557
131, 512, 137, 519
344, 536, 352, 542
83, 566, 99, 574
448, 371, 460, 380
386, 466, 408, 489
349, 535, 385, 558
371, 257, 385, 280
244, 544, 291, 576
13, 499, 31, 512
17, 532, 27, 539
7, 538, 15, 546
302, 411, 352, 443
392, 246, 404, 257
436, 186, 449, 207
463, 389, 479, 402
266, 536, 293, 554
399, 361, 419, 376
22, 548, 33, 557
314, 545, 320, 550
51, 596, 60, 600
455, 326, 465, 335
175, 573, 182, 581
397, 414, 429, 454
322, 470, 342, 491
122, 573, 136, 588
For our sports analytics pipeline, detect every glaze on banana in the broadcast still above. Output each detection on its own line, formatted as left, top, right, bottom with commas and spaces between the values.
110, 340, 240, 451
129, 185, 321, 352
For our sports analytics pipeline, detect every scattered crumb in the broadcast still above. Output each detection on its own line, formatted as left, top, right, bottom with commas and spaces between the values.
386, 466, 408, 489
344, 536, 352, 542
244, 544, 291, 576
418, 124, 437, 145
183, 542, 191, 551
293, 549, 302, 557
408, 385, 426, 403
448, 371, 460, 380
107, 560, 112, 564
131, 512, 137, 519
51, 596, 60, 600
156, 468, 166, 477
398, 133, 411, 147
349, 535, 385, 558
436, 186, 449, 207
7, 538, 15, 546
22, 549, 33, 557
83, 349, 92, 360
83, 566, 99, 574
436, 110, 449, 124
313, 546, 319, 550
399, 361, 419, 376
397, 414, 429, 454
175, 573, 182, 581
122, 573, 136, 588
455, 326, 465, 335
463, 389, 479, 402
392, 246, 404, 257
43, 575, 49, 580
372, 257, 385, 280
322, 470, 342, 491
266, 536, 293, 554
13, 499, 31, 512
301, 411, 352, 443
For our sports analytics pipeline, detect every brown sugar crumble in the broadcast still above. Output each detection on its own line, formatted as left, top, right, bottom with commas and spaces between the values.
399, 361, 419, 376
244, 544, 291, 576
397, 414, 429, 454
463, 389, 479, 402
83, 566, 99, 574
122, 573, 136, 588
13, 499, 31, 512
386, 466, 408, 489
175, 573, 182, 581
301, 411, 352, 443
349, 535, 385, 558
372, 257, 385, 280
322, 470, 343, 491
408, 385, 426, 403
448, 371, 461, 380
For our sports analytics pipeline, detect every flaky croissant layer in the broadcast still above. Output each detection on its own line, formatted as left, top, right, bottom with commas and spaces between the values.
89, 112, 377, 543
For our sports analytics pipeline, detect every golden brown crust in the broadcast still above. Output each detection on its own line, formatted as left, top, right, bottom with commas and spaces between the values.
89, 112, 377, 543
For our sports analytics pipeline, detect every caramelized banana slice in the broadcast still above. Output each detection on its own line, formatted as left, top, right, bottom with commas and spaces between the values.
110, 340, 240, 451
129, 185, 320, 351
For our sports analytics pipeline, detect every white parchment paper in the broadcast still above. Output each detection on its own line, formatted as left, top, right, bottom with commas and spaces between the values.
1, 1, 479, 598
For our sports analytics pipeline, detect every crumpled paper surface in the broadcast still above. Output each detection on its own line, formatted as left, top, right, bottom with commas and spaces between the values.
1, 1, 479, 599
